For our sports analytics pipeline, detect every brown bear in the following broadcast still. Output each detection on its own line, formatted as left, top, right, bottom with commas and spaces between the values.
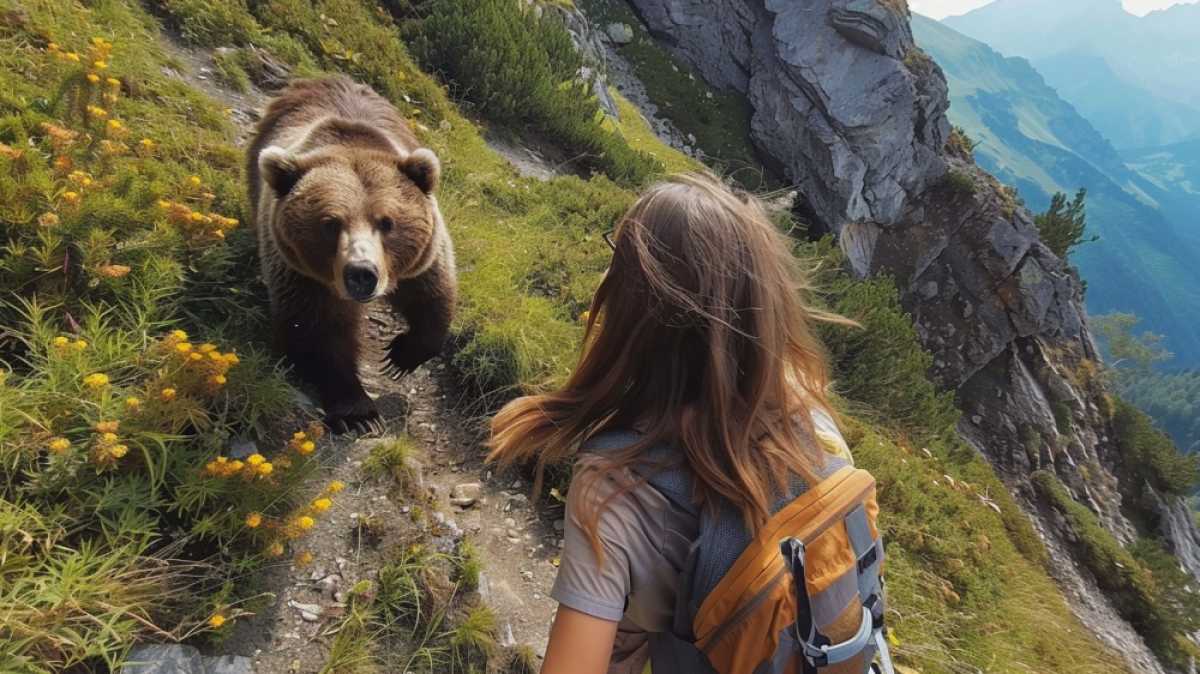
247, 76, 456, 433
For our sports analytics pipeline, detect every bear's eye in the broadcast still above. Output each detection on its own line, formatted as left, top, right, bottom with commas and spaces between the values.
320, 216, 342, 233
378, 217, 394, 234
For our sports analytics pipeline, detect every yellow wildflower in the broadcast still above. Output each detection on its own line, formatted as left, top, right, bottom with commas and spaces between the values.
97, 264, 131, 278
199, 343, 218, 353
48, 437, 71, 453
189, 352, 203, 362
108, 444, 128, 459
53, 155, 73, 172
125, 396, 141, 411
139, 138, 157, 154
47, 42, 60, 52
106, 119, 125, 135
292, 431, 307, 442
175, 342, 193, 354
257, 462, 274, 477
100, 432, 118, 444
246, 453, 265, 466
62, 191, 81, 206
94, 420, 119, 434
188, 175, 202, 188
93, 60, 107, 70
52, 336, 70, 349
208, 614, 226, 628
245, 512, 262, 528
209, 374, 226, 386
65, 52, 80, 62
295, 516, 315, 530
223, 353, 240, 365
297, 440, 315, 455
171, 329, 189, 341
294, 550, 315, 568
311, 498, 332, 513
267, 541, 284, 557
228, 459, 244, 472
327, 480, 346, 494
38, 212, 60, 228
160, 387, 177, 401
86, 73, 100, 84
107, 77, 120, 88
85, 105, 106, 118
73, 339, 87, 351
83, 373, 109, 389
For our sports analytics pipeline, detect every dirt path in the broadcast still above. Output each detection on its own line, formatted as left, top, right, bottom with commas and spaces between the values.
223, 307, 559, 672
160, 35, 561, 671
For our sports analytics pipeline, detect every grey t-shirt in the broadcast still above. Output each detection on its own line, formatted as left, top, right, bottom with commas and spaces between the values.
550, 454, 698, 674
548, 410, 852, 673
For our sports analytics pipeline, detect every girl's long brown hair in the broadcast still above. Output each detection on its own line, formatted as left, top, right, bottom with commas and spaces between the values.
487, 173, 850, 553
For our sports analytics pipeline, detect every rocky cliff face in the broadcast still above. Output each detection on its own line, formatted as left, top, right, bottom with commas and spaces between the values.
623, 0, 1200, 629
629, 0, 949, 233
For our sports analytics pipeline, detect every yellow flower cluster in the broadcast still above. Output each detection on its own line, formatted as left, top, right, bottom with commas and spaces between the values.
161, 330, 239, 397
52, 335, 89, 353
289, 426, 324, 456
158, 199, 240, 244
47, 437, 71, 454
0, 143, 23, 161
90, 424, 129, 467
208, 613, 226, 628
39, 122, 78, 152
83, 372, 109, 390
97, 264, 131, 279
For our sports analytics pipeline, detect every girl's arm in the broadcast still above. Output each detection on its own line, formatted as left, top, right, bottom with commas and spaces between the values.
541, 604, 619, 674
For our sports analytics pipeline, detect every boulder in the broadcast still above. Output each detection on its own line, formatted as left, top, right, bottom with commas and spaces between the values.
606, 22, 635, 44
122, 645, 250, 674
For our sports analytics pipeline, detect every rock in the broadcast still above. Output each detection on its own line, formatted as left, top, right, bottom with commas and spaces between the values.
606, 22, 634, 44
288, 599, 323, 623
450, 482, 481, 508
627, 0, 948, 230
123, 645, 251, 674
553, 519, 565, 533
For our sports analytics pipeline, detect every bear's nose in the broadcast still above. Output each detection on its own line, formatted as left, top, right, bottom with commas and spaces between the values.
343, 263, 378, 302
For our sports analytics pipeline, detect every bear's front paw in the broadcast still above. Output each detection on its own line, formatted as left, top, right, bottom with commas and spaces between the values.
325, 396, 382, 435
381, 332, 440, 380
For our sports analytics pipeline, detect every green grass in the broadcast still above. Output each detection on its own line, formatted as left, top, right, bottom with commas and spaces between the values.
1033, 470, 1198, 668
363, 436, 422, 493
576, 0, 780, 190
0, 0, 342, 666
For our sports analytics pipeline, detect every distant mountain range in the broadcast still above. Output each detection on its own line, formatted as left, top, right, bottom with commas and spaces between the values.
943, 0, 1200, 150
912, 13, 1200, 367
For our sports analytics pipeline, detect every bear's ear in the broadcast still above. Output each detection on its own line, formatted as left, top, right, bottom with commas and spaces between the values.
399, 148, 440, 195
258, 146, 305, 198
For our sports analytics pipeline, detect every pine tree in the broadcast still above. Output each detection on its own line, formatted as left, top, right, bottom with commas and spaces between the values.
1036, 188, 1096, 259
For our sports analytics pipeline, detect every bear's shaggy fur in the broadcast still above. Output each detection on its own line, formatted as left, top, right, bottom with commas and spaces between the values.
247, 76, 456, 432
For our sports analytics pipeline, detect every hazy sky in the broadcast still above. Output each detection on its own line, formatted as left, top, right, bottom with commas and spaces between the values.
910, 0, 1200, 19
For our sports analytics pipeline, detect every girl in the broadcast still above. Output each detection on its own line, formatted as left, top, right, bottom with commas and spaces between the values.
487, 173, 854, 674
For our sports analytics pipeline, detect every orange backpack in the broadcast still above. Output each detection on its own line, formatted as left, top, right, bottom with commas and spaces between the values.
586, 433, 893, 674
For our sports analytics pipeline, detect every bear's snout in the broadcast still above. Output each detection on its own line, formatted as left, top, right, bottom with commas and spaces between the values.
343, 263, 379, 303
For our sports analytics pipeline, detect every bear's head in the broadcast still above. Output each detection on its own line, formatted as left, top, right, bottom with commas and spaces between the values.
257, 144, 441, 303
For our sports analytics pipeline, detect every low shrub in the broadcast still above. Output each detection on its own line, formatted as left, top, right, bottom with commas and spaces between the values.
1112, 398, 1200, 495
395, 0, 663, 186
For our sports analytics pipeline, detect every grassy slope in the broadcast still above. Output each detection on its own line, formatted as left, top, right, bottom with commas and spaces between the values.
0, 0, 1140, 671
